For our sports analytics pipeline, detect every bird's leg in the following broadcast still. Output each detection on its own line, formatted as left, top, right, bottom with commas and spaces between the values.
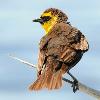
67, 71, 79, 93
67, 71, 77, 81
62, 77, 73, 84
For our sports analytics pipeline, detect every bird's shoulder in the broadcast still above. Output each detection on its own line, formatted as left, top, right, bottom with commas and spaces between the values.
49, 22, 72, 36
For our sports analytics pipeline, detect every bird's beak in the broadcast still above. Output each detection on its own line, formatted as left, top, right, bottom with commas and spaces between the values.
33, 18, 43, 23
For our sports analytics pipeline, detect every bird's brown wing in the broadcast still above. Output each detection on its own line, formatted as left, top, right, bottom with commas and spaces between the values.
67, 27, 89, 52
59, 27, 89, 68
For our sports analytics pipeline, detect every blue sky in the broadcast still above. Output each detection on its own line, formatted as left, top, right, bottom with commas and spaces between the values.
0, 0, 100, 100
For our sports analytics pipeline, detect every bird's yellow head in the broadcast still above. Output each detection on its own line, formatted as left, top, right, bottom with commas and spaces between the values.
33, 8, 68, 34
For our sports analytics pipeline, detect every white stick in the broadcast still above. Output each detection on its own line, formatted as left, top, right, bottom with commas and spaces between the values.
9, 55, 100, 100
9, 54, 38, 70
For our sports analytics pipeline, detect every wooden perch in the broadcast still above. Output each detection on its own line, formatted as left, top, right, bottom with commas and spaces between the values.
62, 77, 100, 100
9, 55, 100, 100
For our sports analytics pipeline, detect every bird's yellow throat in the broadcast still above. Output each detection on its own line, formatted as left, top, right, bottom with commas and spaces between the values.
41, 12, 58, 34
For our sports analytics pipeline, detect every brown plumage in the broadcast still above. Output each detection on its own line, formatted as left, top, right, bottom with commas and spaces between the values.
29, 8, 89, 91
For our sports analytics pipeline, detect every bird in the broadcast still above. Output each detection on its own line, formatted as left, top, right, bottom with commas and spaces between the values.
29, 8, 89, 92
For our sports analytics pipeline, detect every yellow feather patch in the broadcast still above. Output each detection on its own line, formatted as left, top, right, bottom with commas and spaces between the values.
41, 12, 58, 34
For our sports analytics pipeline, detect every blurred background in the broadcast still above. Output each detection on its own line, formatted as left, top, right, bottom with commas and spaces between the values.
0, 0, 100, 100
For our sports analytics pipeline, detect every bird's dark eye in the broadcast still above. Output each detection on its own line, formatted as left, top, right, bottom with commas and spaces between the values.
40, 16, 51, 22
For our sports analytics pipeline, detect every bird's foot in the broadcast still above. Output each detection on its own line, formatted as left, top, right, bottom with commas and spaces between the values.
71, 79, 79, 93
67, 71, 79, 92
62, 77, 79, 93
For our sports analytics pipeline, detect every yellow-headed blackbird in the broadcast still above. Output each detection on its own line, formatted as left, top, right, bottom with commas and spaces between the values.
29, 8, 89, 92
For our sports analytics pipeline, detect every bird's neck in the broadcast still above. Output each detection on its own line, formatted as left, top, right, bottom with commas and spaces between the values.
42, 24, 54, 34
42, 17, 58, 34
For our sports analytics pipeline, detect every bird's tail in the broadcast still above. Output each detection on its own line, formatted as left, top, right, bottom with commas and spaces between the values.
29, 69, 62, 90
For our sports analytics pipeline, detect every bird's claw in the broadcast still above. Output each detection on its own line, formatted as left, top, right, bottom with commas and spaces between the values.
71, 79, 79, 93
